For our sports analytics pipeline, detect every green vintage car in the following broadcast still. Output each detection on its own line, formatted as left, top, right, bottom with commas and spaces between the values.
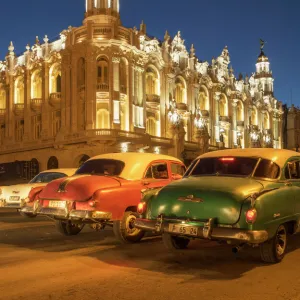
135, 148, 300, 263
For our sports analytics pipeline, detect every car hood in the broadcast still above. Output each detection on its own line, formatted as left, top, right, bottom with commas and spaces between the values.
39, 174, 122, 201
148, 176, 264, 225
2, 183, 47, 201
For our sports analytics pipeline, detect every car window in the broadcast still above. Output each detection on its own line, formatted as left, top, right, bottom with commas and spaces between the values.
76, 159, 125, 176
171, 163, 186, 176
187, 157, 258, 177
254, 159, 280, 179
145, 163, 169, 179
285, 161, 300, 179
30, 172, 67, 183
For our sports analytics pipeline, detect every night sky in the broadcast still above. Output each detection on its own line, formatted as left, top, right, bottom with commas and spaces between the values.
0, 0, 299, 105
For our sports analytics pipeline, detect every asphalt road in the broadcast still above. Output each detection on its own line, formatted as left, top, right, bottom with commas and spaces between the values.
1, 209, 300, 300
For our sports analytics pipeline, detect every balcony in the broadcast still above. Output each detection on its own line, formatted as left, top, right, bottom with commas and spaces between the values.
0, 109, 6, 121
201, 110, 209, 117
30, 98, 42, 111
49, 92, 62, 107
120, 85, 127, 94
237, 120, 244, 127
97, 83, 109, 92
176, 102, 188, 111
219, 116, 231, 123
146, 94, 160, 106
13, 103, 24, 115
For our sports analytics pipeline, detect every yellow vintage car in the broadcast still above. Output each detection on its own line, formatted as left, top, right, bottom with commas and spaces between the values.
0, 168, 77, 216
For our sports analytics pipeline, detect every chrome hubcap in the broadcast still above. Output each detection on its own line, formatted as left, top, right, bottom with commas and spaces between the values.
125, 214, 140, 236
276, 225, 287, 257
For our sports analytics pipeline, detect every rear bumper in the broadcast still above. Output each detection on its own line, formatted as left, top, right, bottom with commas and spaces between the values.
0, 199, 23, 209
21, 205, 112, 222
135, 218, 268, 244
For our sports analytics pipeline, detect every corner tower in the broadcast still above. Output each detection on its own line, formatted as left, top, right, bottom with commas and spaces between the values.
254, 39, 274, 96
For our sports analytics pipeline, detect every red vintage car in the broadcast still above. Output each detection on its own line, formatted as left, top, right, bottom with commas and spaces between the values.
21, 153, 185, 243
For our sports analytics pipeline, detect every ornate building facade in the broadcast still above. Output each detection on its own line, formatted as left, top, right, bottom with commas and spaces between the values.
284, 104, 300, 151
0, 0, 284, 177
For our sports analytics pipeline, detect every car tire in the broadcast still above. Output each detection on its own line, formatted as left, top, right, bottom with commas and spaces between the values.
260, 224, 287, 263
55, 220, 85, 236
162, 233, 190, 251
19, 211, 37, 218
113, 211, 145, 244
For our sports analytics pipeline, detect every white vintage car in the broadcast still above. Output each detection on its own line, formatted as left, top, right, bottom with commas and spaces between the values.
0, 168, 77, 215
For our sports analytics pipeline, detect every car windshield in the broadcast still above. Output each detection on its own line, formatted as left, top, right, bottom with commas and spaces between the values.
30, 172, 67, 183
76, 159, 125, 177
186, 157, 259, 177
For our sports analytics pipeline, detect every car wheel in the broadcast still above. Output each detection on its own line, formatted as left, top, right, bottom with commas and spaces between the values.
162, 233, 190, 251
19, 211, 37, 218
55, 220, 85, 236
260, 224, 287, 263
113, 211, 145, 244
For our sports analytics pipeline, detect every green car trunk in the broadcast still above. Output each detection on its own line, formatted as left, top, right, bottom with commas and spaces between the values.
148, 177, 264, 225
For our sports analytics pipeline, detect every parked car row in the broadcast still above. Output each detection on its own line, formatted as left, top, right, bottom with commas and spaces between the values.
1, 149, 300, 264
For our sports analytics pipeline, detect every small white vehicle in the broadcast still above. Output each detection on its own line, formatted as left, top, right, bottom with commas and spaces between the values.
0, 169, 77, 216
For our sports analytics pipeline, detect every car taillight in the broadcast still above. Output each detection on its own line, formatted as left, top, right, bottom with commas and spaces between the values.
246, 208, 257, 224
88, 200, 96, 208
137, 202, 146, 215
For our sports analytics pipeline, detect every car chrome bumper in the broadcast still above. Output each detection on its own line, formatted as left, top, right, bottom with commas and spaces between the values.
0, 199, 23, 209
22, 205, 112, 222
135, 218, 269, 244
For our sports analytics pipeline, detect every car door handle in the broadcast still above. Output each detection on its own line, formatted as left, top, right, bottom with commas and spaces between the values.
143, 181, 150, 186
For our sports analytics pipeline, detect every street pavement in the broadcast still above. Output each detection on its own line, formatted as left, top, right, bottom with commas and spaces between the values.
1, 209, 300, 300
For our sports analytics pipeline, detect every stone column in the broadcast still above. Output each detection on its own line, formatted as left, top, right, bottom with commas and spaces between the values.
85, 50, 96, 130
232, 100, 238, 146
41, 62, 50, 139
112, 56, 120, 127
128, 60, 134, 131
23, 70, 31, 141
214, 92, 221, 143
160, 71, 166, 137
71, 57, 78, 133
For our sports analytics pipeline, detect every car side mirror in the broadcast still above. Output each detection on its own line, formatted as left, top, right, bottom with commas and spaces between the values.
171, 174, 182, 180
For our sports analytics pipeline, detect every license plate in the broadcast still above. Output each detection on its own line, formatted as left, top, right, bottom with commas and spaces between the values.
49, 201, 66, 209
169, 224, 198, 236
9, 196, 20, 202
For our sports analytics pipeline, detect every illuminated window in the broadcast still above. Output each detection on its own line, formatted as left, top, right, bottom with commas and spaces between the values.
146, 117, 156, 136
97, 109, 109, 129
32, 115, 41, 140
236, 101, 244, 121
15, 120, 24, 142
0, 89, 6, 108
14, 77, 25, 104
31, 71, 42, 99
97, 57, 109, 84
174, 77, 186, 103
119, 59, 127, 94
146, 67, 159, 95
52, 110, 61, 137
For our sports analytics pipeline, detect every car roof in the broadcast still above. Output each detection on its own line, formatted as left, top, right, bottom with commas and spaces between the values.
40, 168, 77, 176
87, 152, 183, 180
198, 148, 300, 168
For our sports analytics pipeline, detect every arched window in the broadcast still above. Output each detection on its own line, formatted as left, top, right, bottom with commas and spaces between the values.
31, 71, 42, 99
251, 107, 258, 126
29, 158, 40, 179
78, 155, 90, 167
264, 112, 270, 129
199, 86, 209, 110
77, 58, 86, 89
119, 59, 127, 93
14, 77, 25, 104
0, 89, 6, 109
146, 117, 157, 136
97, 57, 109, 84
47, 156, 59, 170
236, 101, 244, 121
174, 77, 186, 103
219, 95, 228, 116
96, 109, 109, 129
146, 67, 159, 95
49, 64, 62, 94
